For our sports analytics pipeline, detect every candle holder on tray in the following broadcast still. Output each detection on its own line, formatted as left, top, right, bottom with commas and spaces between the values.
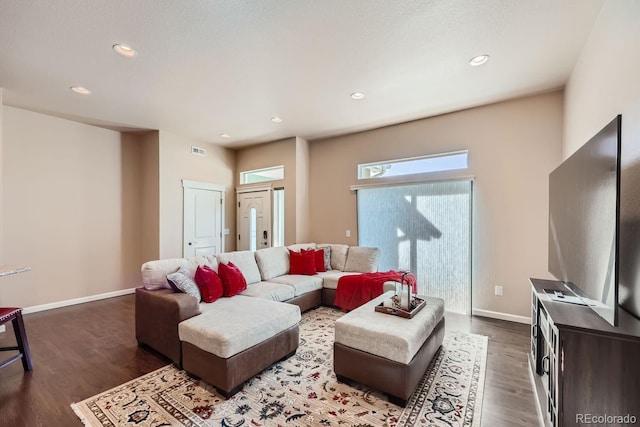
375, 271, 426, 319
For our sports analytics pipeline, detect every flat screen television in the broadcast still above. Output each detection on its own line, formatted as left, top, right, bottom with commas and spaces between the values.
548, 115, 621, 326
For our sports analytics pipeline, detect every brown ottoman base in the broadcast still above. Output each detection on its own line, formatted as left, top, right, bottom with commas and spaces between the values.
182, 324, 299, 398
334, 317, 445, 406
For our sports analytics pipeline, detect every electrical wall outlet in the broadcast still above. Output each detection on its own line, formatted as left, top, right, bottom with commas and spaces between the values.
346, 229, 351, 238
495, 285, 503, 296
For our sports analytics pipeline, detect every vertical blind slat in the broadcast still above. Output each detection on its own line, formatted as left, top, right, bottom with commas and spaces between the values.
357, 180, 472, 314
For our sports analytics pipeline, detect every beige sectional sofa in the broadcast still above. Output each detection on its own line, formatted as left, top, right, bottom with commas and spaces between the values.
135, 243, 380, 397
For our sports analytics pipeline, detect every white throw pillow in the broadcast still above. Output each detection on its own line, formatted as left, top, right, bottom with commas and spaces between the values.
166, 267, 201, 302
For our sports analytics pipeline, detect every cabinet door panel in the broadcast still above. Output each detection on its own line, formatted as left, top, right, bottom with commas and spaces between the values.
561, 331, 640, 425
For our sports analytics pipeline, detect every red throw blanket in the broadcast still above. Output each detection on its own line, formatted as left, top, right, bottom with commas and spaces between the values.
334, 271, 417, 312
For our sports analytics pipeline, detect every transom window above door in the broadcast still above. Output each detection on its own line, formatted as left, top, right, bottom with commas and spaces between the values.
240, 165, 284, 184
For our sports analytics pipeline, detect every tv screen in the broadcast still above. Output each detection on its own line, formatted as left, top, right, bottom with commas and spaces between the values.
548, 115, 621, 326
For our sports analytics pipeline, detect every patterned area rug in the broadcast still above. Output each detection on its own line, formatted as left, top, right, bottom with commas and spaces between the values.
72, 307, 487, 426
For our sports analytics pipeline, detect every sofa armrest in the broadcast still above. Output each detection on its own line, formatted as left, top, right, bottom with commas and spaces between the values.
135, 287, 200, 366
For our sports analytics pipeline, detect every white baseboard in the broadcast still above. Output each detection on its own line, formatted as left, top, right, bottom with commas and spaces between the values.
472, 308, 531, 324
22, 288, 136, 315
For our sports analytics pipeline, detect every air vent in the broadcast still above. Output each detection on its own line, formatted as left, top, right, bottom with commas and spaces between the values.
192, 146, 207, 156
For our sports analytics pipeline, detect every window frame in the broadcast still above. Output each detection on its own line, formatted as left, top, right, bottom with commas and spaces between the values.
357, 150, 469, 181
240, 165, 285, 185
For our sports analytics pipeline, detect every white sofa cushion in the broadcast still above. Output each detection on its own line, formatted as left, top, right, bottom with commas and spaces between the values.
315, 271, 359, 290
334, 292, 445, 364
216, 251, 261, 285
240, 281, 295, 302
317, 271, 398, 293
319, 243, 349, 271
287, 242, 316, 252
141, 256, 218, 290
270, 274, 323, 296
179, 295, 301, 358
344, 247, 380, 273
255, 246, 289, 280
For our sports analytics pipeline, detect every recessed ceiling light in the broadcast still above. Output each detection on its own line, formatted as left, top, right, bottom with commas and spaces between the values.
351, 92, 365, 100
70, 86, 91, 95
220, 133, 231, 139
271, 117, 283, 123
469, 54, 490, 66
113, 44, 138, 58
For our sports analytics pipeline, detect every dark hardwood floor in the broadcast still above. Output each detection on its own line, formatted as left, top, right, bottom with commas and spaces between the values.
0, 295, 168, 427
0, 295, 540, 426
447, 312, 541, 426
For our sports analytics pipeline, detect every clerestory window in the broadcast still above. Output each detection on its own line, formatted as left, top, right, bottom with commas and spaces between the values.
358, 151, 468, 180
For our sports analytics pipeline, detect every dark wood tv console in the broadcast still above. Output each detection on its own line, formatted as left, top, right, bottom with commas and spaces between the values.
529, 278, 640, 426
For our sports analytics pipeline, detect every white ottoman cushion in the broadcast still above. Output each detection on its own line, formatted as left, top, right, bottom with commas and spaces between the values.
334, 291, 444, 364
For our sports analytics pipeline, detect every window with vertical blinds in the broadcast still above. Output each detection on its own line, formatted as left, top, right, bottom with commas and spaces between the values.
357, 180, 472, 314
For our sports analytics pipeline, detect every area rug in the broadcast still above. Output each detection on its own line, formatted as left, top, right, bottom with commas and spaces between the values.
72, 307, 487, 426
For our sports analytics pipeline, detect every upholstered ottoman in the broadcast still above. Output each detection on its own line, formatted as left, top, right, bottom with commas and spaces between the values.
179, 295, 301, 397
333, 291, 445, 406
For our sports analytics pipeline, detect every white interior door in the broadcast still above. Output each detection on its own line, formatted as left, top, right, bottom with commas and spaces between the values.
183, 181, 224, 257
237, 189, 271, 251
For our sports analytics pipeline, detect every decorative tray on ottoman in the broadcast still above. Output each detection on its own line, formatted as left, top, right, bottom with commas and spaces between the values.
375, 296, 426, 319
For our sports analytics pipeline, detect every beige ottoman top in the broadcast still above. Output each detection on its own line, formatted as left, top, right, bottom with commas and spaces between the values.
179, 295, 301, 359
334, 291, 444, 364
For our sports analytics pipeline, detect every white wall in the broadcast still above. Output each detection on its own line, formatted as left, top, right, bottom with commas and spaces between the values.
235, 138, 299, 245
564, 0, 640, 157
310, 92, 563, 319
295, 137, 310, 242
564, 0, 640, 318
0, 89, 3, 274
0, 110, 235, 310
139, 131, 160, 263
158, 130, 235, 259
2, 107, 144, 308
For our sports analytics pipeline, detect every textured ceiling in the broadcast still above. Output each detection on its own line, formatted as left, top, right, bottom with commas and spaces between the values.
0, 0, 604, 147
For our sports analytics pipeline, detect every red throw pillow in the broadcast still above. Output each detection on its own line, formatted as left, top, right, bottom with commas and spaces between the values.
289, 249, 317, 275
314, 249, 326, 272
194, 265, 224, 303
218, 262, 248, 297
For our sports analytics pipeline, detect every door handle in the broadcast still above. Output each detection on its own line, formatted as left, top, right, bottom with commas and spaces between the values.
188, 242, 198, 246
542, 355, 550, 375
